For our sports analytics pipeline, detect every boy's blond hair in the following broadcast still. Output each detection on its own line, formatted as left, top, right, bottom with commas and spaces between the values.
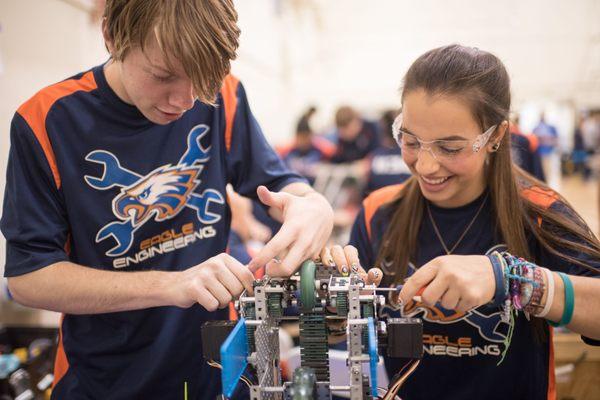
103, 0, 240, 105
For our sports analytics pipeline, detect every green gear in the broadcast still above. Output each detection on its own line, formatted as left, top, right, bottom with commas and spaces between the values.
267, 293, 283, 318
300, 260, 317, 313
361, 303, 374, 347
299, 314, 329, 381
336, 292, 348, 316
243, 303, 256, 353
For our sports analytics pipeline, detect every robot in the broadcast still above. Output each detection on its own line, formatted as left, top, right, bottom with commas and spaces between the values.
201, 260, 423, 399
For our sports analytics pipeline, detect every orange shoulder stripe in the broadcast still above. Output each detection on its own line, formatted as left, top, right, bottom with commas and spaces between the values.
521, 186, 559, 210
220, 75, 240, 152
17, 71, 97, 189
363, 183, 405, 240
521, 186, 560, 227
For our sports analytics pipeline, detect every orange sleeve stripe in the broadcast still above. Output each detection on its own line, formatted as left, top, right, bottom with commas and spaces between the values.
220, 75, 240, 152
16, 71, 97, 189
52, 236, 73, 388
52, 314, 69, 388
547, 327, 556, 400
363, 183, 405, 240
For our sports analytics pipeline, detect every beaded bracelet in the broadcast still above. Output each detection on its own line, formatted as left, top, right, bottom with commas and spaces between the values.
519, 265, 535, 310
524, 268, 545, 315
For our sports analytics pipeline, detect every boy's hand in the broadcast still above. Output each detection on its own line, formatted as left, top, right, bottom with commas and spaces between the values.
249, 186, 334, 276
173, 253, 255, 311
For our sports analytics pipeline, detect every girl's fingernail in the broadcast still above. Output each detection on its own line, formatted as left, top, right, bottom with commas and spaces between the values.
351, 263, 359, 273
341, 265, 348, 275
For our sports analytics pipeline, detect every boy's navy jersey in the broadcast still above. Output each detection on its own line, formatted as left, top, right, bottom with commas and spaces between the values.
1, 65, 305, 399
349, 184, 599, 400
511, 131, 546, 182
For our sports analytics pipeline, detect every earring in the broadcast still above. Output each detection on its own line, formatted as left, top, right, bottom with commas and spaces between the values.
491, 143, 500, 151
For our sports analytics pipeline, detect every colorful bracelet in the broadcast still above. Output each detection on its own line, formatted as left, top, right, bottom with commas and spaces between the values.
519, 265, 534, 309
523, 267, 545, 314
487, 252, 506, 308
536, 268, 555, 318
548, 272, 575, 327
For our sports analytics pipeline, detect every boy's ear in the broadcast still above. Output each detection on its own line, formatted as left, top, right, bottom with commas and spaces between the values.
101, 17, 115, 55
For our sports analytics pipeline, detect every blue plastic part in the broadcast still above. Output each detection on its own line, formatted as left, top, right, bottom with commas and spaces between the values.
367, 317, 378, 398
220, 318, 249, 398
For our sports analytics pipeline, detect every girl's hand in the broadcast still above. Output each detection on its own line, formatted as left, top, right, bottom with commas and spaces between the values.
399, 255, 495, 312
319, 245, 383, 344
319, 245, 383, 286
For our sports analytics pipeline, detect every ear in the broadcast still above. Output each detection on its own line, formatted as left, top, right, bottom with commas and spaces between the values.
101, 18, 115, 56
486, 120, 509, 153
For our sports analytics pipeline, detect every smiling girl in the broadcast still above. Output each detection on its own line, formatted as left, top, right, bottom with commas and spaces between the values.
323, 45, 600, 399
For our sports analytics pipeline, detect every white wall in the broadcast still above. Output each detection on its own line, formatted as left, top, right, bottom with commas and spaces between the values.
234, 0, 600, 142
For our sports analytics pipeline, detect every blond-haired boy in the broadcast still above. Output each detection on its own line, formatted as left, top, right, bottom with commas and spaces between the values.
2, 1, 333, 398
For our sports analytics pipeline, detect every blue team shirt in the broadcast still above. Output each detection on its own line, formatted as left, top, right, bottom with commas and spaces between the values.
350, 184, 599, 400
1, 64, 304, 399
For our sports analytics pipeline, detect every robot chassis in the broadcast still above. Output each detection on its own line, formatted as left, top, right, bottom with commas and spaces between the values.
202, 260, 423, 400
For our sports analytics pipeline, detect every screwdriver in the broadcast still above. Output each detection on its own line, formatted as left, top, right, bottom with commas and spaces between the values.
375, 285, 425, 302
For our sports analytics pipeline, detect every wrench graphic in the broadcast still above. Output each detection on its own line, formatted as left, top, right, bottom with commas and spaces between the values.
84, 125, 225, 257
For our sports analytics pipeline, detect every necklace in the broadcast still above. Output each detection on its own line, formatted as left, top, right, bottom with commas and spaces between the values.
426, 193, 489, 255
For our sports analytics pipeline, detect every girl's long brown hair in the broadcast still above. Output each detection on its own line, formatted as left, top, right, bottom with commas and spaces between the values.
376, 45, 600, 337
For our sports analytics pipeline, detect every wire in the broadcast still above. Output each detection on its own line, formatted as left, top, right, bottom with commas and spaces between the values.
207, 360, 253, 388
387, 359, 413, 383
382, 359, 420, 400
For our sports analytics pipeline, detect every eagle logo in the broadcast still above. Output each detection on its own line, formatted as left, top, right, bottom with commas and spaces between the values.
113, 166, 201, 227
